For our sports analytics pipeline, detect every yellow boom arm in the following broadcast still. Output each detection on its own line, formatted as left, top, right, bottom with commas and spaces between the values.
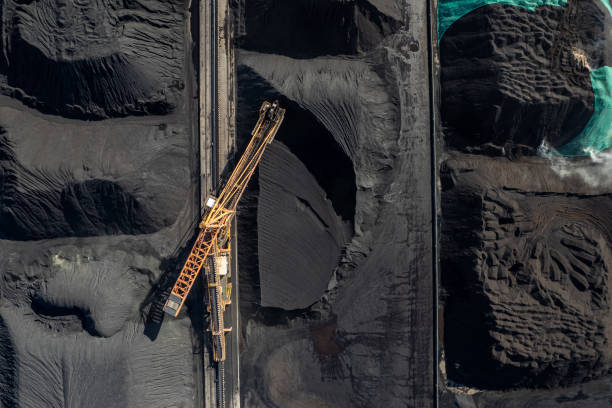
163, 101, 285, 328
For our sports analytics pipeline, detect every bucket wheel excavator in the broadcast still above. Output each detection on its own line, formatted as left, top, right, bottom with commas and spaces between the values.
163, 100, 285, 364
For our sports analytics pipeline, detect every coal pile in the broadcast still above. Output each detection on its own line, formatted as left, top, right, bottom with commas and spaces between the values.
234, 0, 435, 406
439, 0, 612, 403
441, 155, 612, 389
0, 0, 199, 406
440, 0, 610, 150
1, 0, 185, 119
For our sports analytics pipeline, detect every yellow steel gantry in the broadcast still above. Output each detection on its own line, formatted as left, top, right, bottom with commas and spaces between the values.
163, 100, 285, 362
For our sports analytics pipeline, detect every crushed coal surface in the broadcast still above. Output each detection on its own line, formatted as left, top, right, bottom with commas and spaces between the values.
440, 1, 610, 150
439, 0, 612, 402
441, 155, 612, 389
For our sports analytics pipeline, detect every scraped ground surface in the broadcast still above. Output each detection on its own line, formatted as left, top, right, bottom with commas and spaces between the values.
0, 0, 200, 406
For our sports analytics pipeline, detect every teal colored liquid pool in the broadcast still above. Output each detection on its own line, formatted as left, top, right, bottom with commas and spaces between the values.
438, 0, 612, 156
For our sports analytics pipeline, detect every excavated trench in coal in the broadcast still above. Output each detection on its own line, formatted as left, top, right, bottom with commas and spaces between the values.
238, 0, 400, 59
31, 297, 99, 337
439, 188, 501, 387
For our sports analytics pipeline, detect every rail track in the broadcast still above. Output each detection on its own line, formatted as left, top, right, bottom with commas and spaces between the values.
209, 0, 225, 405
210, 0, 218, 192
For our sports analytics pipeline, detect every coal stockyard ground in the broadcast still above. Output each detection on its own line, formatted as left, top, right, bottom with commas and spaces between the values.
1, 0, 612, 407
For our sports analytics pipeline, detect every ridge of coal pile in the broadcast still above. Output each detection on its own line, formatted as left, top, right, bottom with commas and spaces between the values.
0, 0, 185, 119
0, 0, 199, 406
234, 0, 434, 406
438, 0, 612, 402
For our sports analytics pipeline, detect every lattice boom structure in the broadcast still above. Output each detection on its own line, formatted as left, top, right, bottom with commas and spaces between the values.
163, 101, 284, 362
